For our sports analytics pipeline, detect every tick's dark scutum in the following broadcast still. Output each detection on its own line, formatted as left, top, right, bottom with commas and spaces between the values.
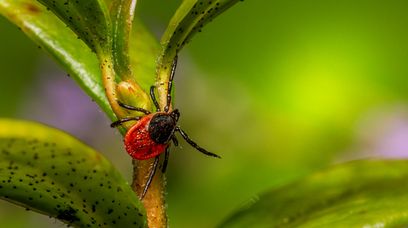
148, 113, 177, 144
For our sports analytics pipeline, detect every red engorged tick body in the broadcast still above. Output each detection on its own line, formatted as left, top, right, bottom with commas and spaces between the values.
124, 114, 167, 160
110, 56, 220, 199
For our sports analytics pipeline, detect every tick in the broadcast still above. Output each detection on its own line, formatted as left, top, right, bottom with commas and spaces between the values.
111, 57, 221, 199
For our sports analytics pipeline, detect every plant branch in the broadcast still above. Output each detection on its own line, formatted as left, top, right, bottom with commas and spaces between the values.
132, 159, 167, 228
101, 54, 166, 228
108, 1, 168, 226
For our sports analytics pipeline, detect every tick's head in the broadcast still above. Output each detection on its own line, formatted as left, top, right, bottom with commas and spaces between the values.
149, 112, 178, 144
170, 109, 180, 122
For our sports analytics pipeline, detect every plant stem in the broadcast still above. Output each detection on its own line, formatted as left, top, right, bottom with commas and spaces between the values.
132, 159, 167, 228
130, 64, 176, 228
101, 56, 167, 227
131, 65, 172, 227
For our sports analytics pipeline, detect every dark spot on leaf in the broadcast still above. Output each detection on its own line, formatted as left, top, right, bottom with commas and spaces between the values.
57, 207, 79, 223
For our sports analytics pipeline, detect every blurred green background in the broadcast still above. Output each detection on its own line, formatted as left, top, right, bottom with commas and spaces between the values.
2, 0, 408, 227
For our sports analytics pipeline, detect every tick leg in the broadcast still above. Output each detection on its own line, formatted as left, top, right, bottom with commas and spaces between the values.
141, 156, 160, 199
110, 116, 141, 128
165, 56, 178, 112
117, 100, 150, 115
150, 86, 160, 112
172, 135, 179, 147
162, 146, 170, 173
176, 127, 221, 158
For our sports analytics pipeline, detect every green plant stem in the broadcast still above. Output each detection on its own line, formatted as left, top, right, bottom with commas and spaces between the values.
132, 159, 167, 228
130, 64, 175, 228
101, 53, 167, 227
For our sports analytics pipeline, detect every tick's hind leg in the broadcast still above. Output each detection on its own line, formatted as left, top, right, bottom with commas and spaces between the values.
171, 136, 179, 146
176, 127, 221, 158
161, 136, 178, 173
110, 116, 141, 128
117, 100, 151, 115
162, 146, 170, 173
141, 156, 160, 199
164, 56, 178, 112
150, 86, 160, 112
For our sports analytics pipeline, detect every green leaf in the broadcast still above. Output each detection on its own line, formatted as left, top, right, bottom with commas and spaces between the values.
161, 0, 242, 58
0, 119, 146, 227
37, 0, 111, 54
156, 0, 242, 105
0, 0, 159, 122
109, 1, 160, 113
219, 160, 408, 228
110, 0, 136, 79
113, 17, 160, 119
129, 18, 160, 92
0, 0, 114, 120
